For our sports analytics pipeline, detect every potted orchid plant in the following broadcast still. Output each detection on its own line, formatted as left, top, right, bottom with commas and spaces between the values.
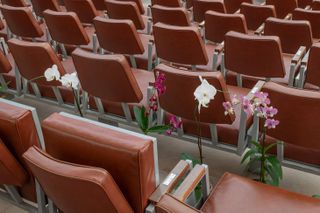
39, 65, 83, 117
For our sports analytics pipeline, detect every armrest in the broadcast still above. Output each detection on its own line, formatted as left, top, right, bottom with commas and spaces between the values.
246, 80, 266, 100
234, 9, 240, 14
214, 41, 224, 54
292, 46, 306, 64
284, 13, 292, 20
149, 160, 191, 204
156, 194, 201, 213
305, 5, 311, 10
301, 49, 310, 66
173, 164, 206, 202
254, 23, 264, 35
199, 21, 205, 28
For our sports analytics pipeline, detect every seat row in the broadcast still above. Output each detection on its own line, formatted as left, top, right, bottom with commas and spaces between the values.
0, 98, 319, 212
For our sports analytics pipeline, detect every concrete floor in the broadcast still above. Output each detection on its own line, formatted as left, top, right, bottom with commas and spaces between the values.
1, 95, 319, 212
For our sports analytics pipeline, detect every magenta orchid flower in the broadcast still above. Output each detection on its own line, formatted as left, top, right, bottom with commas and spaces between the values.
155, 72, 166, 96
264, 118, 280, 129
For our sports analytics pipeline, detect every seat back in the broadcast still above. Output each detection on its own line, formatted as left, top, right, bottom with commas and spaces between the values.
262, 82, 320, 152
240, 2, 276, 30
0, 50, 12, 74
305, 43, 320, 87
155, 64, 235, 123
1, 0, 28, 7
0, 98, 42, 201
264, 17, 313, 54
297, 0, 313, 8
41, 112, 157, 213
23, 146, 134, 213
91, 0, 106, 10
94, 17, 144, 55
151, 0, 181, 7
293, 8, 320, 39
64, 0, 99, 24
205, 11, 247, 43
151, 5, 190, 26
266, 0, 297, 18
43, 9, 90, 45
0, 138, 27, 187
31, 0, 61, 17
193, 0, 226, 23
105, 0, 145, 30
0, 5, 44, 38
224, 0, 252, 13
72, 48, 143, 103
225, 31, 286, 78
8, 38, 66, 86
116, 0, 145, 14
153, 22, 208, 66
312, 0, 320, 10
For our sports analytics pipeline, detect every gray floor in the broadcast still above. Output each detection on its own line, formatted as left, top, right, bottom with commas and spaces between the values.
1, 95, 319, 212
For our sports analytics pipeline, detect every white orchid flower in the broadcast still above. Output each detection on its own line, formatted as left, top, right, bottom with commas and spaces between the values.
44, 64, 60, 81
59, 73, 80, 90
194, 76, 217, 113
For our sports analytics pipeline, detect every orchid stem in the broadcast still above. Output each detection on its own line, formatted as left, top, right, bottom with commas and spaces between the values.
72, 88, 83, 117
194, 104, 203, 164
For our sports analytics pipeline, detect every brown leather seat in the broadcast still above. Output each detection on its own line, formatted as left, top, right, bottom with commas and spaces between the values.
0, 99, 42, 201
224, 31, 300, 87
41, 112, 157, 213
262, 82, 320, 166
8, 38, 75, 103
0, 50, 15, 90
312, 0, 320, 10
298, 0, 313, 8
23, 146, 134, 213
155, 64, 253, 148
193, 0, 226, 23
72, 48, 154, 117
300, 43, 320, 90
151, 5, 191, 26
64, 0, 100, 24
240, 2, 276, 31
0, 19, 8, 40
224, 0, 252, 13
151, 0, 181, 7
31, 0, 62, 17
1, 0, 29, 7
293, 8, 320, 39
105, 0, 149, 34
43, 9, 95, 53
93, 17, 155, 70
116, 0, 147, 15
0, 5, 47, 41
266, 0, 298, 18
91, 0, 107, 10
264, 17, 313, 54
153, 22, 219, 71
156, 172, 320, 213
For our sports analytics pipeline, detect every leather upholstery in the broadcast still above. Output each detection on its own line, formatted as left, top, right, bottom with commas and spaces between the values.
116, 0, 145, 14
0, 138, 27, 187
0, 100, 41, 201
31, 0, 62, 17
91, 0, 107, 10
153, 22, 208, 65
266, 0, 298, 18
312, 0, 320, 10
1, 0, 28, 7
297, 0, 313, 8
264, 17, 313, 54
156, 194, 200, 213
23, 146, 134, 213
64, 0, 99, 24
72, 48, 143, 103
0, 5, 44, 39
42, 113, 156, 213
240, 2, 276, 30
305, 43, 320, 88
193, 0, 226, 23
8, 38, 66, 86
262, 82, 320, 165
151, 5, 191, 26
0, 50, 12, 74
43, 9, 90, 45
151, 0, 181, 7
225, 31, 286, 78
200, 173, 320, 213
105, 0, 145, 30
293, 8, 320, 39
224, 0, 252, 13
205, 11, 247, 43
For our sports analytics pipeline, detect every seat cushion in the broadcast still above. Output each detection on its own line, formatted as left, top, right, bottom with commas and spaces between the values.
89, 68, 154, 117
201, 173, 320, 213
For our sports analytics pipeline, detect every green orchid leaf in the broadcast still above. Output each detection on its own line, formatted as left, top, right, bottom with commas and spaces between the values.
266, 165, 280, 186
250, 141, 262, 152
140, 106, 148, 130
263, 143, 278, 154
266, 155, 283, 179
241, 149, 257, 164
133, 106, 143, 129
181, 153, 200, 167
133, 106, 148, 132
147, 125, 171, 134
312, 194, 320, 199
